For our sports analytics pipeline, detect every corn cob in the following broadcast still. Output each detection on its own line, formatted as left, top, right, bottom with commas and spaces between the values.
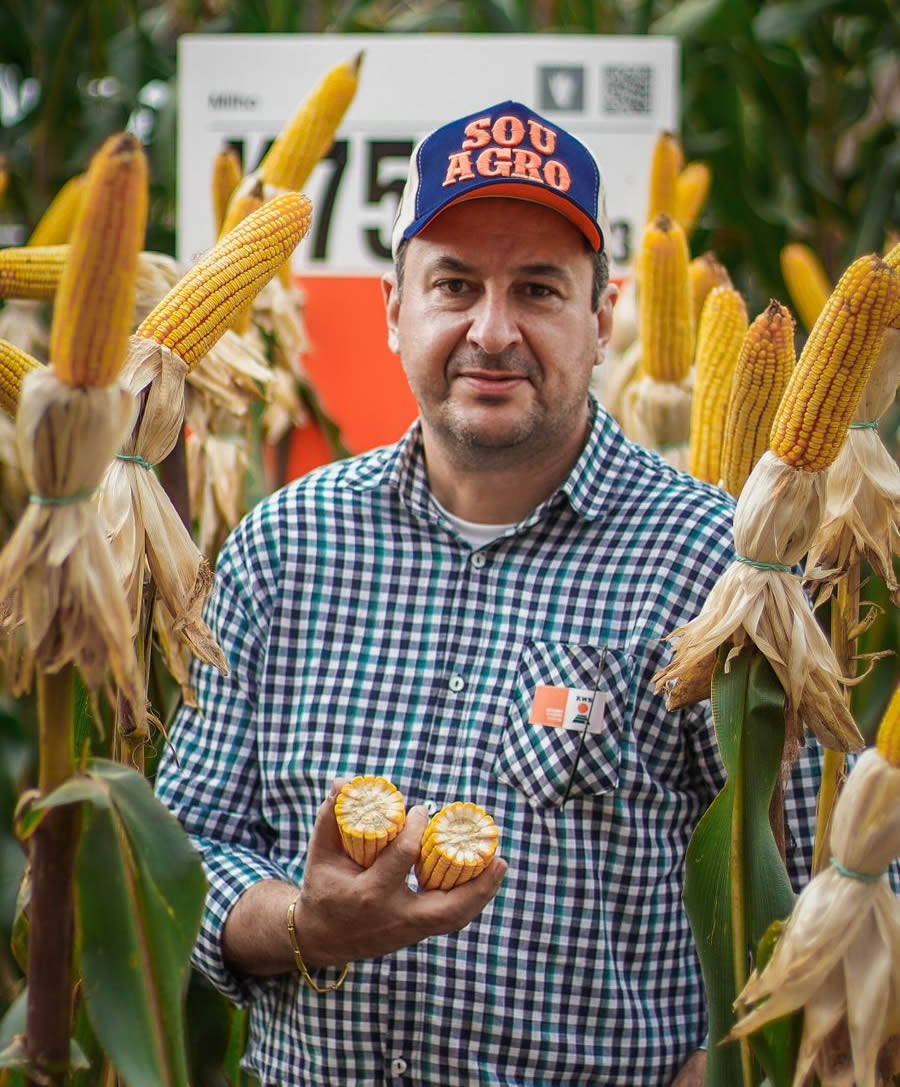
674, 161, 711, 237
49, 133, 148, 388
720, 300, 795, 496
689, 252, 731, 331
645, 131, 684, 223
876, 686, 900, 767
136, 192, 313, 369
334, 776, 406, 867
260, 53, 363, 192
689, 286, 748, 484
416, 803, 499, 892
780, 243, 832, 333
27, 173, 86, 247
769, 253, 898, 472
637, 214, 694, 383
0, 245, 68, 300
212, 145, 243, 237
0, 338, 43, 418
217, 179, 265, 335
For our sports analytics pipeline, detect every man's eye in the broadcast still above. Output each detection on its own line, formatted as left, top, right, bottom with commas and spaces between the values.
437, 279, 468, 294
524, 283, 555, 298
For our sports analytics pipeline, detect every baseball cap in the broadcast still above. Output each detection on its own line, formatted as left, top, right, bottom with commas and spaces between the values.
391, 100, 609, 258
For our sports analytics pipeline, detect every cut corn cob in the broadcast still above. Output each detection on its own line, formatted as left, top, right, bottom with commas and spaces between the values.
212, 145, 243, 237
0, 245, 68, 300
876, 686, 900, 767
49, 133, 148, 387
637, 214, 694, 383
689, 252, 731, 331
769, 253, 899, 472
334, 776, 406, 867
136, 192, 313, 369
780, 243, 832, 333
689, 285, 748, 484
28, 173, 86, 247
720, 300, 795, 497
0, 338, 43, 418
260, 53, 363, 192
674, 161, 711, 237
416, 803, 499, 892
645, 131, 684, 223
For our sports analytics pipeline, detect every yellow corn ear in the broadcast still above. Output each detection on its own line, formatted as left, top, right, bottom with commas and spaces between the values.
674, 161, 711, 237
689, 252, 732, 331
416, 802, 499, 892
770, 254, 898, 472
638, 214, 694, 383
689, 286, 749, 484
136, 192, 313, 369
334, 776, 406, 867
780, 243, 832, 333
0, 245, 68, 300
217, 179, 265, 335
260, 52, 363, 191
720, 300, 795, 497
0, 338, 43, 418
876, 686, 900, 769
212, 145, 243, 237
27, 173, 87, 247
884, 241, 900, 326
646, 131, 684, 223
49, 133, 149, 388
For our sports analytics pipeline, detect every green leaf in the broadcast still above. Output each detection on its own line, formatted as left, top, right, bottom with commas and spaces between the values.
683, 647, 801, 1086
0, 989, 90, 1073
34, 761, 206, 1087
650, 0, 743, 39
753, 0, 844, 43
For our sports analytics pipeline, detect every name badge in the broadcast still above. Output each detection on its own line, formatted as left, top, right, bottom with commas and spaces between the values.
529, 685, 607, 735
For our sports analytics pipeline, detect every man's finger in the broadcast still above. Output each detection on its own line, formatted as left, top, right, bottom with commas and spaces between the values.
413, 855, 508, 935
366, 804, 429, 888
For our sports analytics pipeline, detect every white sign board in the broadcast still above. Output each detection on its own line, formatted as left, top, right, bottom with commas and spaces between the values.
177, 34, 679, 278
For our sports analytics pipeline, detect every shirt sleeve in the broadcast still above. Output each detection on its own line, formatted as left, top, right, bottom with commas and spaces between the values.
155, 524, 292, 1007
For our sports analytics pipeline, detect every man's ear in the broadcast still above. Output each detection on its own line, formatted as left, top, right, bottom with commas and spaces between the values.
382, 272, 401, 355
594, 282, 619, 367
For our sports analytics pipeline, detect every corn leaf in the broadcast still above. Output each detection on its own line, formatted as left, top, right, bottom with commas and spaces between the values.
683, 646, 801, 1086
25, 759, 205, 1087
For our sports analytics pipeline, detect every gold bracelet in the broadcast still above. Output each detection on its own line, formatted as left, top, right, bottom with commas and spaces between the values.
286, 896, 351, 994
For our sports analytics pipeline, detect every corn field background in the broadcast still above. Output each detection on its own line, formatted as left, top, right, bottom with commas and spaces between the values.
0, 0, 898, 1083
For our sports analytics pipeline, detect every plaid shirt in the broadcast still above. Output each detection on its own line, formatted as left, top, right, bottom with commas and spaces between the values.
155, 400, 819, 1087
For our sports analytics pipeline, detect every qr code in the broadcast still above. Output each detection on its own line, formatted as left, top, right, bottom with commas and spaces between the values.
602, 65, 653, 115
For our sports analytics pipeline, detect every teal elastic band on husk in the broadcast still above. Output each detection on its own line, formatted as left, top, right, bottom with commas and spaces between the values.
735, 555, 792, 573
117, 453, 153, 470
830, 856, 887, 884
29, 489, 94, 507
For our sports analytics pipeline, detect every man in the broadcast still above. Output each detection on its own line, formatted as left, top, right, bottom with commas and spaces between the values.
156, 101, 798, 1085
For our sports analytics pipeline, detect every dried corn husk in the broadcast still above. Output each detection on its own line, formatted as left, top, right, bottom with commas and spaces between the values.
96, 336, 228, 674
621, 373, 693, 470
260, 364, 309, 446
0, 411, 26, 542
655, 449, 862, 754
0, 367, 142, 714
806, 327, 900, 603
186, 329, 272, 418
134, 251, 179, 324
731, 740, 900, 1086
184, 396, 250, 560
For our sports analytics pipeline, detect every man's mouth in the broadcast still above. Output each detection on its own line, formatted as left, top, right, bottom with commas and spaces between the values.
456, 370, 528, 393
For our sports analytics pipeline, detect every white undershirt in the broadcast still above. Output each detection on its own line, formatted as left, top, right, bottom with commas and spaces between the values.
430, 494, 517, 549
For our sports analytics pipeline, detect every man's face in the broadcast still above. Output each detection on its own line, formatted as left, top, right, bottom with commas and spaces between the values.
383, 198, 614, 470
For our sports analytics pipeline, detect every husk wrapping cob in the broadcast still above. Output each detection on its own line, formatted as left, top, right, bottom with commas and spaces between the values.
730, 688, 900, 1087
0, 133, 147, 718
654, 253, 899, 756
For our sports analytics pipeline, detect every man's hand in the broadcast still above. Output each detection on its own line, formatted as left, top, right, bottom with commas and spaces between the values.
294, 781, 507, 967
671, 1049, 706, 1086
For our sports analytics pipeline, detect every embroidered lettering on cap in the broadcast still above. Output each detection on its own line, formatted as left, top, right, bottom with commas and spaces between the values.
443, 113, 570, 191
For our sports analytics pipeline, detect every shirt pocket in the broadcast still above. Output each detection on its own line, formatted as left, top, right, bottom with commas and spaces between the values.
494, 640, 632, 810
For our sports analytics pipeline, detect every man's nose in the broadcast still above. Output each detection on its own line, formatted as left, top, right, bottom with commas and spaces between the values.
466, 289, 522, 355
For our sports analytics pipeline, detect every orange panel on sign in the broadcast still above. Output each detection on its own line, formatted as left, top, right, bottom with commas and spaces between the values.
288, 276, 418, 481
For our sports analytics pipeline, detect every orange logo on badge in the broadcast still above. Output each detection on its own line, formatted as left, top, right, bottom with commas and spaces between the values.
529, 685, 569, 728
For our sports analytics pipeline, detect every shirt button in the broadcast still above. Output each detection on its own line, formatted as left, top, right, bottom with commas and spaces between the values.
424, 799, 439, 815
470, 551, 486, 568
448, 674, 465, 693
391, 1056, 408, 1076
